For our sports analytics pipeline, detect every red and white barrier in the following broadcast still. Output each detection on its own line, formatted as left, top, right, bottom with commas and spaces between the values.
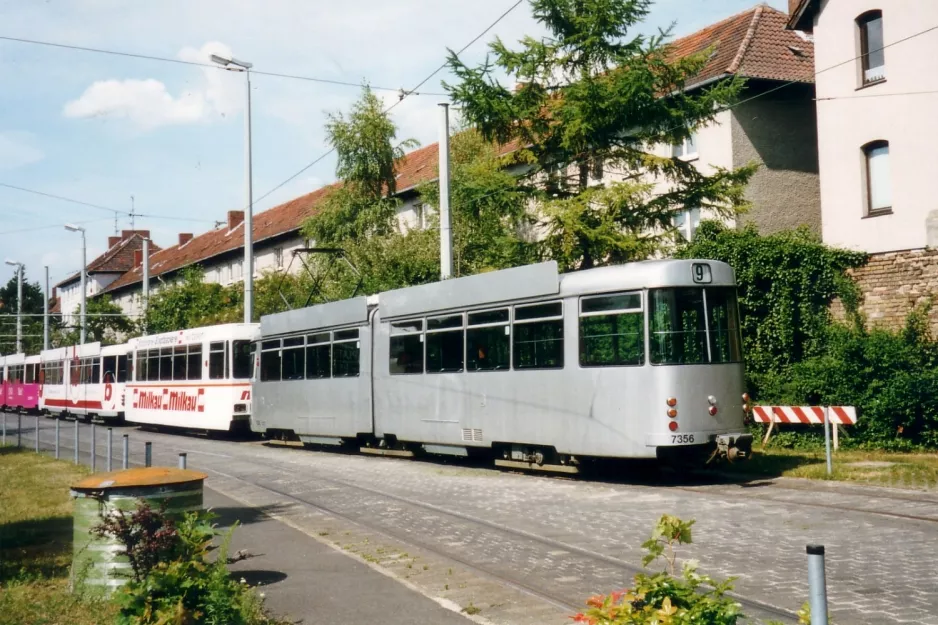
753, 405, 857, 450
752, 406, 857, 425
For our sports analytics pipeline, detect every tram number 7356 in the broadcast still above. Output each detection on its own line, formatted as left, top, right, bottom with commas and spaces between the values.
671, 434, 696, 445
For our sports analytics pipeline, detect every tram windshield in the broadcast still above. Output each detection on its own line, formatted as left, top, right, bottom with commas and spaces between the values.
649, 287, 742, 365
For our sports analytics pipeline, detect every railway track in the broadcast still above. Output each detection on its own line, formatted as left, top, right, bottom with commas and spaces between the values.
14, 415, 938, 624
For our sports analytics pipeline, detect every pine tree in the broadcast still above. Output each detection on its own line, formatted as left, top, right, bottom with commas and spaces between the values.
445, 0, 756, 269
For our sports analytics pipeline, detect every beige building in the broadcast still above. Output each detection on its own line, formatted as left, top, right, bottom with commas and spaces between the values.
789, 0, 938, 332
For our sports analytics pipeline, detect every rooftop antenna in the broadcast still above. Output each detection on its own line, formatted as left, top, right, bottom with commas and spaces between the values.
113, 210, 119, 236
130, 195, 136, 230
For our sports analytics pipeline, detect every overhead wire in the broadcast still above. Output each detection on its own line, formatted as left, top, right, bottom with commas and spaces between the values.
0, 182, 214, 225
0, 34, 447, 96
250, 0, 525, 208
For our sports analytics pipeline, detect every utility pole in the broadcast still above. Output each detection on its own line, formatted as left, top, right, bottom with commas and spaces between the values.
64, 224, 87, 344
43, 265, 49, 350
211, 53, 255, 323
4, 260, 24, 353
142, 238, 150, 331
438, 102, 453, 280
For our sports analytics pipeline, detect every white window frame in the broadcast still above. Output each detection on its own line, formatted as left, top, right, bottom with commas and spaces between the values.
671, 131, 698, 160
672, 207, 701, 241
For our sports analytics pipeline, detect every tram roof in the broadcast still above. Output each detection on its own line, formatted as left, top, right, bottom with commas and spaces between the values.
258, 259, 736, 335
127, 323, 259, 349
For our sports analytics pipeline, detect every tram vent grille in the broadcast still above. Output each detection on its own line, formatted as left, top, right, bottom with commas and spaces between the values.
461, 428, 483, 443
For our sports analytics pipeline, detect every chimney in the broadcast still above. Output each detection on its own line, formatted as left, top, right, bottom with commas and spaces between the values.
133, 249, 143, 268
227, 210, 244, 230
178, 232, 193, 246
121, 229, 151, 240
108, 235, 121, 248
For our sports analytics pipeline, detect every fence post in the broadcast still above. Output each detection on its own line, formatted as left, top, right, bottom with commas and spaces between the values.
145, 442, 152, 468
106, 428, 113, 472
17, 413, 22, 448
122, 435, 129, 469
91, 423, 96, 472
806, 545, 829, 625
178, 453, 187, 470
55, 419, 60, 459
73, 419, 79, 464
34, 415, 40, 453
823, 407, 833, 476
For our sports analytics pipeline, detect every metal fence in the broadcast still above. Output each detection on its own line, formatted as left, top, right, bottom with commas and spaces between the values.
0, 410, 185, 471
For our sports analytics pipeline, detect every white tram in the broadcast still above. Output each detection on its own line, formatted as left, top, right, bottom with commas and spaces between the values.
39, 342, 130, 422
252, 260, 753, 467
125, 324, 259, 432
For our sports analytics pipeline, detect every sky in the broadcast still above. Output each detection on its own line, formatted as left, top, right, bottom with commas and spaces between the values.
0, 0, 788, 289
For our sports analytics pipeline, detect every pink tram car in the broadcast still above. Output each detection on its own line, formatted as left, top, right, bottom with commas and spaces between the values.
0, 353, 41, 413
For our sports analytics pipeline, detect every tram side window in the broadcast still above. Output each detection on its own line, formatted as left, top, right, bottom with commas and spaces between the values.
649, 288, 708, 365
426, 314, 464, 373
209, 342, 228, 380
306, 333, 331, 379
172, 346, 188, 381
579, 292, 645, 367
135, 351, 147, 382
102, 356, 117, 383
260, 340, 281, 382
466, 309, 510, 371
159, 347, 173, 381
390, 320, 424, 375
513, 302, 564, 370
146, 349, 159, 381
92, 358, 101, 385
24, 364, 34, 384
333, 329, 360, 377
282, 336, 305, 380
117, 355, 129, 383
187, 344, 202, 380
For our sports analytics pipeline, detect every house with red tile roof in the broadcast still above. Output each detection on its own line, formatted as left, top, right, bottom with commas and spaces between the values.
98, 4, 819, 317
53, 230, 159, 319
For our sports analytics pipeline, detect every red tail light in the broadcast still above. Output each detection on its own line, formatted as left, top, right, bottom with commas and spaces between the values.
668, 421, 678, 432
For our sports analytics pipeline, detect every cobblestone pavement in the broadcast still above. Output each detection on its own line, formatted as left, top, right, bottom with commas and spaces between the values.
15, 416, 938, 625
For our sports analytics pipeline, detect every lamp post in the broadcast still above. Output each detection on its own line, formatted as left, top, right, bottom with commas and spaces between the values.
64, 224, 87, 344
4, 260, 23, 353
210, 53, 254, 324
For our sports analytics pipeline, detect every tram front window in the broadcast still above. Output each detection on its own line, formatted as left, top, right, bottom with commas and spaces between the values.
232, 340, 254, 380
650, 287, 741, 365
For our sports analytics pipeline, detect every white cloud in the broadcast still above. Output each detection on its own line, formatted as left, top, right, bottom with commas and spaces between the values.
63, 41, 242, 130
0, 131, 44, 169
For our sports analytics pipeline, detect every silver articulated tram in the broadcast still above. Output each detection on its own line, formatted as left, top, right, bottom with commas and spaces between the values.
251, 260, 753, 469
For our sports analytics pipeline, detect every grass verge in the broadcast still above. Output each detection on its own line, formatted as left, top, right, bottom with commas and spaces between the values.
722, 446, 938, 489
0, 445, 118, 625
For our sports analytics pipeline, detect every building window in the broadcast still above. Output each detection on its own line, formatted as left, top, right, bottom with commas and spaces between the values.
671, 131, 698, 159
863, 140, 891, 215
858, 11, 885, 85
274, 247, 284, 269
414, 204, 428, 230
673, 207, 701, 241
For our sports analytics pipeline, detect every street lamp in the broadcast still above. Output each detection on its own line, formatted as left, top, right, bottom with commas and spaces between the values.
64, 224, 87, 345
4, 259, 23, 353
210, 53, 254, 324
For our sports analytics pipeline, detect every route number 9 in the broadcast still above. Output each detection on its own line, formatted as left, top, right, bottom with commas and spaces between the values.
692, 263, 712, 284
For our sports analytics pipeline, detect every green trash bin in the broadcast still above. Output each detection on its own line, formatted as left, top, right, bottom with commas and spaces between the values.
70, 467, 208, 595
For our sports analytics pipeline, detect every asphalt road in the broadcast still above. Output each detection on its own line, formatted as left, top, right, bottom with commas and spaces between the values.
6, 413, 938, 625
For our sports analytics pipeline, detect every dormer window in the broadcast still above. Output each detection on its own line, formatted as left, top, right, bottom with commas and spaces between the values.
858, 11, 885, 85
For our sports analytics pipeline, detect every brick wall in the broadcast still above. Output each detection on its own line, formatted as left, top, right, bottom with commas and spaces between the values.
831, 248, 938, 334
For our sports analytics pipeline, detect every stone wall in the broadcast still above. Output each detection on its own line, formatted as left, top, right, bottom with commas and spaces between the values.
831, 248, 938, 334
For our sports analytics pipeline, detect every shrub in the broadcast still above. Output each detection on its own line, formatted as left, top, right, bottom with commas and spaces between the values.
93, 501, 281, 625
778, 307, 938, 450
